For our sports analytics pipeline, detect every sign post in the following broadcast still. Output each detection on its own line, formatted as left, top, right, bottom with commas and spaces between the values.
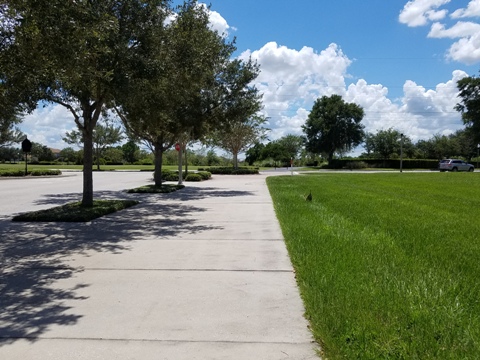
21, 137, 32, 176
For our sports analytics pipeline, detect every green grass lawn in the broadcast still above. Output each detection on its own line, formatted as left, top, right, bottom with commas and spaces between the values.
267, 173, 480, 359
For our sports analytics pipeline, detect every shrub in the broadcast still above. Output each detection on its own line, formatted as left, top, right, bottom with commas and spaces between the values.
185, 173, 203, 182
31, 169, 62, 176
205, 167, 259, 175
0, 169, 62, 177
197, 171, 212, 180
345, 161, 368, 170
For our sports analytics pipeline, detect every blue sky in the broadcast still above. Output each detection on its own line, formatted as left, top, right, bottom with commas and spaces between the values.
21, 0, 480, 154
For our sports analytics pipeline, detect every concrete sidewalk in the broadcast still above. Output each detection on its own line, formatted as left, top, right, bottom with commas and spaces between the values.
0, 173, 319, 359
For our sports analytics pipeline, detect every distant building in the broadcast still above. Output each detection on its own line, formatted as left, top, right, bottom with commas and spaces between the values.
50, 148, 61, 158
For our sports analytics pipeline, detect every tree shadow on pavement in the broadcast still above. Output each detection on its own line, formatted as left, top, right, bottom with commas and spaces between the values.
0, 183, 253, 346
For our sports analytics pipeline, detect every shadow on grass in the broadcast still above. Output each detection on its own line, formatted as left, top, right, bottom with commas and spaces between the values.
0, 182, 253, 346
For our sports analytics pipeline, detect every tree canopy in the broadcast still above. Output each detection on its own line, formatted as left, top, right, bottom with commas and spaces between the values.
1, 0, 169, 205
303, 95, 365, 163
456, 75, 480, 144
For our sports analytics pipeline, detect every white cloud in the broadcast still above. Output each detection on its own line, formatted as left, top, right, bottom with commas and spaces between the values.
20, 105, 79, 149
428, 21, 480, 64
399, 0, 450, 27
18, 40, 469, 156
241, 42, 467, 150
400, 0, 480, 64
451, 0, 480, 18
207, 8, 231, 35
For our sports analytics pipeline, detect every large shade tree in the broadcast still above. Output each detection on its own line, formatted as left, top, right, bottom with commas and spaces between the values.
303, 95, 365, 164
1, 0, 169, 206
456, 75, 480, 144
116, 2, 262, 185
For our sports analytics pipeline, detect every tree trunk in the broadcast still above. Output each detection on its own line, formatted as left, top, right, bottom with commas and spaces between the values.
177, 144, 183, 185
233, 151, 238, 169
184, 145, 188, 175
154, 143, 163, 187
328, 151, 334, 165
82, 128, 94, 207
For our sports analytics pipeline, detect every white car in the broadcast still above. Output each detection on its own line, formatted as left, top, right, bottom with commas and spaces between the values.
439, 159, 474, 172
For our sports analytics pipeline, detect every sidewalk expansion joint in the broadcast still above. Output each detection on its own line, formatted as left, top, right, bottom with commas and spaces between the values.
21, 267, 294, 273
0, 336, 313, 346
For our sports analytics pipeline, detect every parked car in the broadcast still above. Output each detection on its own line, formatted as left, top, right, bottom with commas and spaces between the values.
439, 159, 474, 172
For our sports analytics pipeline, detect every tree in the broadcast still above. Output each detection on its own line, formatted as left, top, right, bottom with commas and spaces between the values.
372, 128, 402, 162
116, 2, 262, 184
456, 75, 480, 143
0, 146, 21, 163
245, 142, 265, 165
209, 115, 268, 169
103, 147, 124, 164
115, 2, 231, 185
63, 123, 124, 170
121, 140, 140, 164
1, 0, 169, 206
0, 104, 24, 148
303, 95, 365, 164
59, 147, 77, 163
30, 142, 54, 162
261, 141, 290, 168
276, 134, 304, 162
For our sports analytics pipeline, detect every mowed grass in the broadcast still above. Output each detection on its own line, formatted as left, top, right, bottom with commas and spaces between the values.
267, 173, 480, 359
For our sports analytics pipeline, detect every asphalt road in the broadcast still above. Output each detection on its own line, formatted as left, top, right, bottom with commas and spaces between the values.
0, 171, 153, 217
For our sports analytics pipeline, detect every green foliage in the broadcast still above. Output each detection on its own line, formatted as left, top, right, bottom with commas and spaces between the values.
121, 140, 141, 164
58, 147, 77, 163
184, 173, 202, 181
303, 95, 365, 163
30, 169, 61, 176
126, 184, 184, 193
12, 200, 139, 222
268, 174, 480, 359
208, 115, 268, 169
196, 171, 212, 180
345, 161, 368, 169
202, 167, 259, 175
456, 75, 480, 143
0, 168, 61, 176
2, 0, 170, 206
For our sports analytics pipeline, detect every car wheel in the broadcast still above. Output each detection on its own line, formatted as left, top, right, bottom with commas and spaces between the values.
452, 167, 458, 172
469, 167, 474, 172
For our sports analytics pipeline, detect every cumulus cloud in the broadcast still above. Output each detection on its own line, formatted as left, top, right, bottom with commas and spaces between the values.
451, 0, 480, 18
399, 0, 450, 27
20, 105, 79, 150
400, 0, 480, 64
239, 42, 467, 150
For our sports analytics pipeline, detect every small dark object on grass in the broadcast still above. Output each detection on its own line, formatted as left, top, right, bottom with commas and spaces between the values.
304, 190, 312, 201
12, 200, 139, 222
127, 184, 185, 194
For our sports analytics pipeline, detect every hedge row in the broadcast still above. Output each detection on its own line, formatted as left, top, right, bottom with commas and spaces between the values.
0, 169, 62, 177
159, 170, 212, 182
327, 159, 440, 170
197, 167, 259, 175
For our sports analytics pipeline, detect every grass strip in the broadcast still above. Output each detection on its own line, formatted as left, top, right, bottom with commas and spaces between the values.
267, 173, 480, 359
126, 184, 185, 193
12, 199, 139, 222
